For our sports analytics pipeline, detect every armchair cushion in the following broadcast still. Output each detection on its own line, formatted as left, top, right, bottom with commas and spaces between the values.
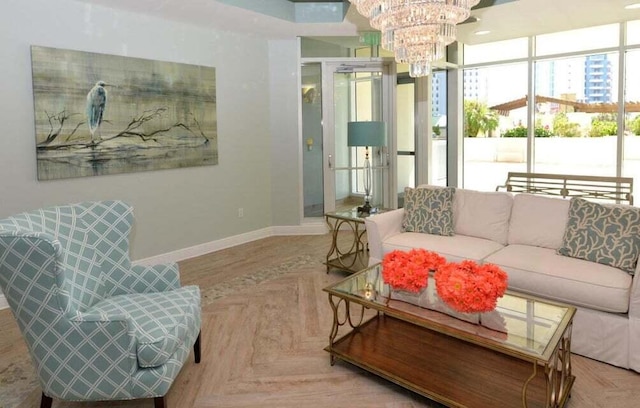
81, 285, 201, 368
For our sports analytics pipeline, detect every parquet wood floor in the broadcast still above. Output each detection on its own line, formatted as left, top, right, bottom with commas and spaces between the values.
1, 234, 639, 407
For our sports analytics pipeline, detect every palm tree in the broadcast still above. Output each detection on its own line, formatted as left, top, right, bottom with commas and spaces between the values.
464, 100, 499, 137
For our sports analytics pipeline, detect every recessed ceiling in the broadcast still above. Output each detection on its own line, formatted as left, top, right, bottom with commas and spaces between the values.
71, 0, 640, 46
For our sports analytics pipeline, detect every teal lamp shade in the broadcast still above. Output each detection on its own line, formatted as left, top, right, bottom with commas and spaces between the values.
347, 121, 387, 147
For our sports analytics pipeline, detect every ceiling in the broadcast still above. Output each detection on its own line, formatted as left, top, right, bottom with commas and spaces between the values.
72, 0, 640, 46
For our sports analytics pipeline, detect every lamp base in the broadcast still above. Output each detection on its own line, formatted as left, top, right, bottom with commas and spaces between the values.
357, 201, 372, 214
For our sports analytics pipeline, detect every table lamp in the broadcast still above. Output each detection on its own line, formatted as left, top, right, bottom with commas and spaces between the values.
347, 121, 387, 214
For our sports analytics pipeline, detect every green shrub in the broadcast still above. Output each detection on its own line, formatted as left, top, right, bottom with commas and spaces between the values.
630, 116, 640, 135
588, 120, 616, 137
553, 113, 581, 137
501, 125, 553, 137
502, 126, 527, 137
535, 126, 553, 137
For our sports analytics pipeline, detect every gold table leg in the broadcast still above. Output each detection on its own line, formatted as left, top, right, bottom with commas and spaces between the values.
327, 293, 366, 365
522, 323, 573, 408
324, 215, 367, 274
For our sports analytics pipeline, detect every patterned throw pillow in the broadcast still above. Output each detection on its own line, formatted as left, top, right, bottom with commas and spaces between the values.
402, 187, 455, 236
557, 197, 640, 274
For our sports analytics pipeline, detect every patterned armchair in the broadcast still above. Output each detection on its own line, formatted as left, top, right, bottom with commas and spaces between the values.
0, 201, 201, 408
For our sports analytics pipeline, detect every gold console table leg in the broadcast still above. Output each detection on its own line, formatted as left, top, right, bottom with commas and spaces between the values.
324, 212, 368, 274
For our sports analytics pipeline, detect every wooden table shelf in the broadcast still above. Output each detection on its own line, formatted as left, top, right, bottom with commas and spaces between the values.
324, 265, 576, 408
327, 314, 561, 408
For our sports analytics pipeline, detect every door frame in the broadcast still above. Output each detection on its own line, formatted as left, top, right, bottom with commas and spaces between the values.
319, 59, 397, 213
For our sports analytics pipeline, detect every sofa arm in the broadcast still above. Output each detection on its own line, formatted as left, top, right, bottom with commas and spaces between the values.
364, 209, 404, 265
628, 264, 640, 317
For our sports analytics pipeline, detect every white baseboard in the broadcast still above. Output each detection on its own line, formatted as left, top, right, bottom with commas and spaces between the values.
0, 223, 330, 309
270, 222, 327, 236
134, 227, 274, 266
135, 222, 328, 266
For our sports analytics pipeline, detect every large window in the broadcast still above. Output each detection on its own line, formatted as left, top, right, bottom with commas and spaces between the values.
624, 50, 640, 182
462, 63, 528, 191
460, 21, 640, 198
397, 78, 415, 195
432, 70, 448, 186
534, 53, 618, 176
464, 37, 528, 64
536, 24, 619, 56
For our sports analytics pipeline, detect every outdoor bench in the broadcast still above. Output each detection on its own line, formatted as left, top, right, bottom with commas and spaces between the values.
496, 172, 634, 205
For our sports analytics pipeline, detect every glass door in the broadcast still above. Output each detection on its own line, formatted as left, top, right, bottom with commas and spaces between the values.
323, 62, 392, 213
397, 75, 416, 207
301, 63, 324, 218
396, 69, 448, 208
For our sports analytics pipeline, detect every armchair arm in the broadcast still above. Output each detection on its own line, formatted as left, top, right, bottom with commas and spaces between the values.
103, 262, 181, 297
364, 209, 404, 265
129, 262, 181, 293
39, 317, 136, 400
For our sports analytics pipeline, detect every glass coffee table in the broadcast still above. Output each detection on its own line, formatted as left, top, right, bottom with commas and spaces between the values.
323, 264, 576, 408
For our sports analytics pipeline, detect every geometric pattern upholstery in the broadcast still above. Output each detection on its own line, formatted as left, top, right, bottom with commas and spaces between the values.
81, 287, 200, 368
0, 201, 201, 402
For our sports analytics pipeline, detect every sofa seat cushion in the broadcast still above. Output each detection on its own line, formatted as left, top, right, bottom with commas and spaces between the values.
85, 285, 200, 368
383, 232, 504, 263
484, 244, 632, 313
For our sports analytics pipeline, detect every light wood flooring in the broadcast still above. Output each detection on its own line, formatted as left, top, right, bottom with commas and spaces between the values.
1, 234, 640, 407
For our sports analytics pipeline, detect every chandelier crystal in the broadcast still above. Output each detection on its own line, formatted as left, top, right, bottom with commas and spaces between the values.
349, 0, 481, 77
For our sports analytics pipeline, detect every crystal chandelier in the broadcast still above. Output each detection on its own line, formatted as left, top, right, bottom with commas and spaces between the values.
349, 0, 481, 77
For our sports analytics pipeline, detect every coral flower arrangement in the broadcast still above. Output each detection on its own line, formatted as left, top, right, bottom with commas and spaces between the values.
434, 260, 509, 313
381, 249, 446, 293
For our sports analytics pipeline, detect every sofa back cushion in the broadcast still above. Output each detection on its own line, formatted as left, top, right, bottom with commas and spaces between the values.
453, 189, 513, 245
508, 194, 570, 249
402, 186, 455, 236
557, 197, 640, 274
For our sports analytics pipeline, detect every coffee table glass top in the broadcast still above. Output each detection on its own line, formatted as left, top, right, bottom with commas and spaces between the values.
324, 263, 576, 362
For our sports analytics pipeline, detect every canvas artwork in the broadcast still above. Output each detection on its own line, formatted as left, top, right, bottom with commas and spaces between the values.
31, 46, 218, 180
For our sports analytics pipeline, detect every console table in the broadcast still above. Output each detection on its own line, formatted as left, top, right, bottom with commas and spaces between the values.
324, 208, 387, 274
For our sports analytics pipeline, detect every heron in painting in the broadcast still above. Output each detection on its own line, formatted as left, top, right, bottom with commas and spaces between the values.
86, 80, 109, 142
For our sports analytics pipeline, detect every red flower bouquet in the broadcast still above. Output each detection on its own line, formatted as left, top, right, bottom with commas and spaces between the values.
382, 249, 446, 293
434, 260, 508, 313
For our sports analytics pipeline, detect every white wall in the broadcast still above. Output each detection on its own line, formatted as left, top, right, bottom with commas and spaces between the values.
0, 0, 281, 260
269, 39, 302, 226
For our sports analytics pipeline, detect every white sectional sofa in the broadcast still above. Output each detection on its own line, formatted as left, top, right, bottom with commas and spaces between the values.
365, 186, 640, 372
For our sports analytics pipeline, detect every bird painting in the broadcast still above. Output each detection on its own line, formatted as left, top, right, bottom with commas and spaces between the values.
86, 80, 109, 142
32, 46, 218, 180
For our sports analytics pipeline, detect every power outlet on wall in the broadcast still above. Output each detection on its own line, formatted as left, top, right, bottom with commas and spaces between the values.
238, 208, 244, 218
